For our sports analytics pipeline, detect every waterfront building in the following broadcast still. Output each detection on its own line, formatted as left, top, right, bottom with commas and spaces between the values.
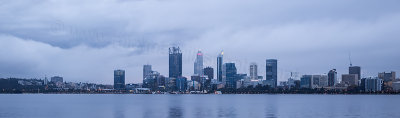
114, 70, 125, 90
250, 63, 258, 80
328, 69, 337, 86
349, 66, 361, 80
169, 47, 182, 78
194, 50, 204, 75
360, 77, 383, 92
217, 51, 223, 82
223, 63, 237, 89
300, 75, 313, 88
341, 74, 358, 86
378, 71, 396, 82
313, 75, 329, 88
203, 67, 214, 80
176, 77, 187, 92
143, 65, 152, 81
392, 81, 400, 92
266, 59, 277, 88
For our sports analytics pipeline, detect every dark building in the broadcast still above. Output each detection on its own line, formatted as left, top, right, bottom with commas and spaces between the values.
266, 59, 278, 88
300, 75, 313, 88
328, 69, 337, 86
349, 66, 361, 80
176, 77, 187, 92
223, 63, 237, 89
203, 67, 214, 80
191, 75, 201, 83
169, 47, 182, 78
217, 51, 223, 82
50, 76, 63, 83
114, 70, 125, 90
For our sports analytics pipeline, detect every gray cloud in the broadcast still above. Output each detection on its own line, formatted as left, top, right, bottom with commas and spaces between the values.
0, 0, 400, 83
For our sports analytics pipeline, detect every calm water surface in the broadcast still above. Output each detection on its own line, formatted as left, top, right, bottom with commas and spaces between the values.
0, 94, 399, 118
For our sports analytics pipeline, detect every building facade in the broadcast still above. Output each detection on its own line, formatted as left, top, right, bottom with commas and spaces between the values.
194, 50, 203, 75
378, 71, 396, 82
349, 66, 361, 80
341, 74, 358, 86
328, 69, 337, 86
203, 67, 214, 80
217, 51, 223, 82
169, 47, 182, 78
250, 63, 258, 80
266, 59, 277, 88
114, 69, 125, 90
361, 77, 383, 92
143, 65, 152, 81
223, 63, 237, 89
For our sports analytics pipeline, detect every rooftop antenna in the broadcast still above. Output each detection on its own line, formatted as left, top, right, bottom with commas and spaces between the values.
348, 52, 352, 67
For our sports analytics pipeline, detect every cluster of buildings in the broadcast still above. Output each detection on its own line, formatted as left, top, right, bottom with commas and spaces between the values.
112, 46, 400, 93
112, 47, 278, 93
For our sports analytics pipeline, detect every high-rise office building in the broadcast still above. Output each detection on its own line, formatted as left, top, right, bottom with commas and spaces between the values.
328, 69, 337, 86
194, 50, 204, 75
250, 63, 258, 80
169, 47, 182, 78
266, 59, 278, 88
143, 65, 152, 80
217, 51, 223, 82
378, 71, 396, 82
349, 66, 361, 80
342, 74, 358, 86
114, 69, 125, 90
203, 67, 214, 80
223, 63, 237, 89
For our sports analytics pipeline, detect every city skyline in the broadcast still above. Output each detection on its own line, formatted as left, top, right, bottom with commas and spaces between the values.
1, 0, 400, 84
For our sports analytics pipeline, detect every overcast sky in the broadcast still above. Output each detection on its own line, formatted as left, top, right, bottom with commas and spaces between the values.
0, 0, 399, 84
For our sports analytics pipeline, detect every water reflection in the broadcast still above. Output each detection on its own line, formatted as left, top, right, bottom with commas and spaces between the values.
168, 95, 184, 118
217, 107, 237, 118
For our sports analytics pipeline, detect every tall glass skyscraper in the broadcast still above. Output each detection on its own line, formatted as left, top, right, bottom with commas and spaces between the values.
114, 69, 125, 90
194, 50, 203, 75
169, 47, 182, 78
217, 51, 223, 82
266, 59, 277, 88
223, 63, 237, 89
328, 69, 337, 86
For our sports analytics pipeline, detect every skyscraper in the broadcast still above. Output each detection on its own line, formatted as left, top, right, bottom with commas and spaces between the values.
223, 63, 237, 89
114, 69, 125, 90
143, 65, 152, 80
266, 59, 278, 88
249, 63, 258, 80
349, 66, 361, 80
328, 69, 337, 86
194, 50, 203, 75
169, 47, 182, 78
217, 51, 223, 82
203, 67, 214, 80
